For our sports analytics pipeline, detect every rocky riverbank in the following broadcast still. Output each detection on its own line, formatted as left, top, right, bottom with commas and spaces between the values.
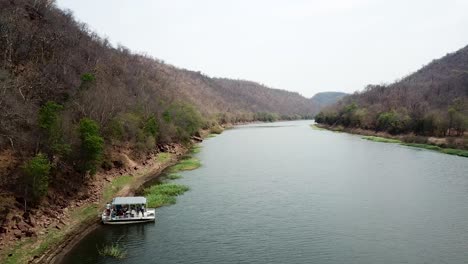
0, 143, 188, 264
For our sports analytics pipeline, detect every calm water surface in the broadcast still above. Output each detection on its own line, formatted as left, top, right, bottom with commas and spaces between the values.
62, 121, 468, 264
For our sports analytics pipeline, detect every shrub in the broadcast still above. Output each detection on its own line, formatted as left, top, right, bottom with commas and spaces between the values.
144, 116, 159, 137
38, 101, 71, 157
106, 113, 158, 152
163, 103, 203, 141
210, 124, 224, 134
80, 72, 96, 90
22, 153, 51, 203
78, 118, 104, 176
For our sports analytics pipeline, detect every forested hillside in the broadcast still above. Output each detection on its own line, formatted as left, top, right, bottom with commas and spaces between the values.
310, 92, 347, 110
0, 0, 319, 225
316, 45, 468, 143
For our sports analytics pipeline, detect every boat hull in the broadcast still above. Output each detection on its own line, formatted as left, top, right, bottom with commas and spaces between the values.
101, 209, 156, 225
102, 218, 155, 225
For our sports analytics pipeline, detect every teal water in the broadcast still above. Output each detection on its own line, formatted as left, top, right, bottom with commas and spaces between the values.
61, 121, 468, 264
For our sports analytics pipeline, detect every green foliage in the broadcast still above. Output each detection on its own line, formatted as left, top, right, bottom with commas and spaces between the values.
97, 243, 127, 259
190, 145, 202, 154
254, 112, 280, 122
79, 73, 96, 90
210, 124, 224, 134
38, 101, 71, 157
144, 116, 159, 137
78, 118, 104, 175
144, 183, 189, 208
106, 112, 158, 152
309, 124, 326, 130
165, 174, 182, 180
163, 103, 204, 141
168, 158, 201, 172
103, 175, 133, 201
362, 136, 402, 143
22, 153, 51, 202
156, 152, 173, 163
316, 97, 467, 138
38, 101, 63, 130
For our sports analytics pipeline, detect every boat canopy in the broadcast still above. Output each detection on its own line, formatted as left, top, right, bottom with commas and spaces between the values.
112, 196, 147, 205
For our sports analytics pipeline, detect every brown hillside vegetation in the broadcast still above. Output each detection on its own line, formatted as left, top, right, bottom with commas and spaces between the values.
316, 45, 468, 148
0, 0, 319, 245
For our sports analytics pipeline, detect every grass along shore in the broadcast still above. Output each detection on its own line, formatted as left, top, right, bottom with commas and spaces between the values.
362, 136, 468, 157
313, 124, 468, 158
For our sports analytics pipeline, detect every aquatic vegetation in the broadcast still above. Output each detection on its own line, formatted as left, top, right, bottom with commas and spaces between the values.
362, 136, 402, 144
402, 143, 468, 157
191, 145, 202, 154
362, 136, 468, 158
309, 124, 326, 130
165, 173, 182, 180
210, 125, 224, 134
144, 183, 190, 208
97, 243, 127, 259
169, 158, 201, 172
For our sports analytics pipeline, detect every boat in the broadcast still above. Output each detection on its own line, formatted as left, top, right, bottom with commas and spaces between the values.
101, 196, 156, 224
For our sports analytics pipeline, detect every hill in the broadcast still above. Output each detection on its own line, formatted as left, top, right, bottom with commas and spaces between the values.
310, 92, 348, 110
316, 45, 468, 143
0, 0, 321, 239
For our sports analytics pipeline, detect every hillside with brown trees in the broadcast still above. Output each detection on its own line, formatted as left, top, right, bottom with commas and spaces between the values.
316, 45, 468, 148
0, 0, 326, 238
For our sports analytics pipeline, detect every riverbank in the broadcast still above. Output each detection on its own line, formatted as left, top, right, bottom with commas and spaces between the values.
0, 124, 225, 264
312, 124, 468, 158
0, 144, 187, 264
0, 120, 261, 263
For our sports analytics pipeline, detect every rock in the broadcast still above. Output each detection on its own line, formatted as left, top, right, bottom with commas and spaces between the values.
27, 215, 37, 227
134, 166, 138, 170
12, 215, 21, 223
25, 230, 36, 237
16, 221, 29, 232
55, 225, 61, 230
13, 229, 22, 239
0, 226, 8, 233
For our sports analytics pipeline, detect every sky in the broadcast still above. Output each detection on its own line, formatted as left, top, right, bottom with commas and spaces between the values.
56, 0, 468, 98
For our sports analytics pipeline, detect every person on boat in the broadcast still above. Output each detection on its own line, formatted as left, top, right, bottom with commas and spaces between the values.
141, 204, 145, 216
106, 203, 111, 217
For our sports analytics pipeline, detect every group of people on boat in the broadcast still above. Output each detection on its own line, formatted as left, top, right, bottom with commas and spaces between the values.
105, 203, 146, 219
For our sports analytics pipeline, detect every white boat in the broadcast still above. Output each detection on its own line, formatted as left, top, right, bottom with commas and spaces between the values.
101, 196, 156, 224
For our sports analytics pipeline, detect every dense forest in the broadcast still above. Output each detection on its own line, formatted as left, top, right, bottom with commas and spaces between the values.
0, 0, 324, 212
316, 45, 468, 146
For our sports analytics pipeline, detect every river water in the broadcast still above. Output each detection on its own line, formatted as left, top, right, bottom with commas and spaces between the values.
61, 121, 468, 264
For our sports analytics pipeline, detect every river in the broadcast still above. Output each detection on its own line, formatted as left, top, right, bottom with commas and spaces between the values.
61, 120, 468, 264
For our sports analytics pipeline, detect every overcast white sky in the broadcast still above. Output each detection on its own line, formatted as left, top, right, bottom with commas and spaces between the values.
56, 0, 468, 97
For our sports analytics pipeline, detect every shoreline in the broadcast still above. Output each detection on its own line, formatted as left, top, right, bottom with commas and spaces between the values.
43, 151, 187, 264
0, 143, 189, 264
0, 120, 271, 263
312, 124, 468, 158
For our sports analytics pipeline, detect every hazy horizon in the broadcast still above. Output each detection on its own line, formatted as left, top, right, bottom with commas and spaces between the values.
56, 0, 468, 98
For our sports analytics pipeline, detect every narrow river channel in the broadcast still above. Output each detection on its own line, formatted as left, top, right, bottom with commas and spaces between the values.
62, 120, 468, 264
